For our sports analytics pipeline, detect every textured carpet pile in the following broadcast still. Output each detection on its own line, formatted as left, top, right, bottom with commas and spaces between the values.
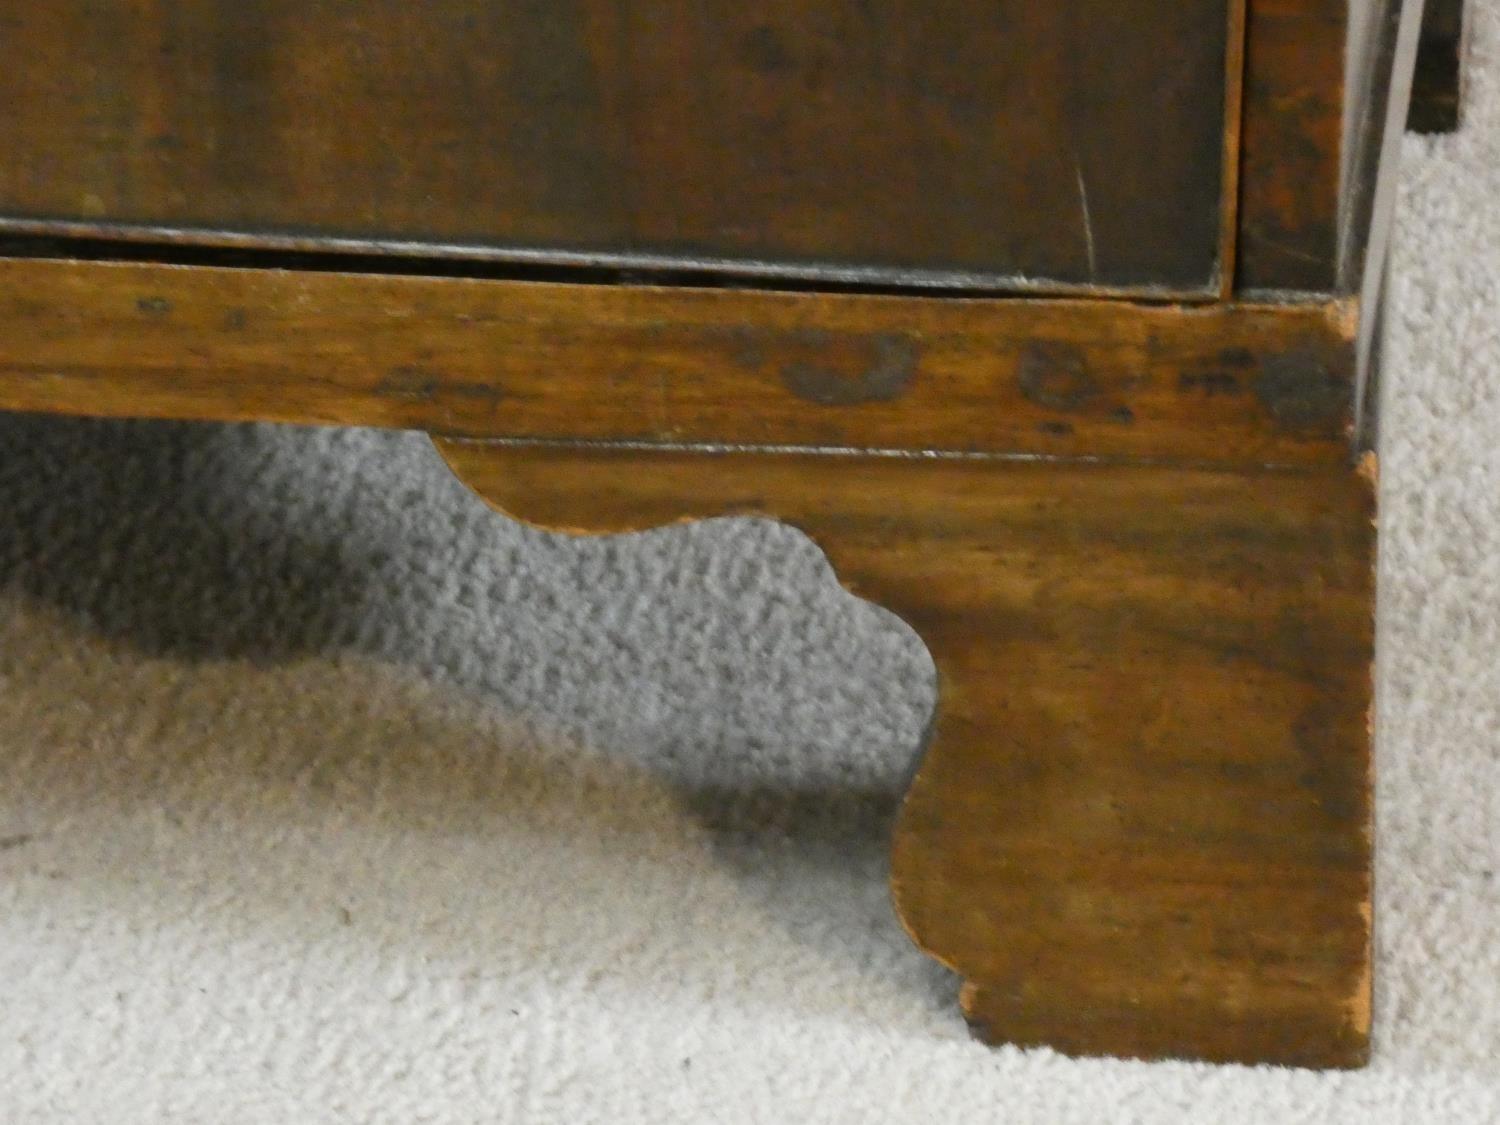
2, 9, 1499, 1122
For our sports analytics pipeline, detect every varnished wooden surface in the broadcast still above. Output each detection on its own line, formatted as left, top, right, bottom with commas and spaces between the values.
0, 0, 1409, 1067
0, 258, 1358, 466
0, 1, 1232, 294
1237, 0, 1348, 292
436, 441, 1376, 1067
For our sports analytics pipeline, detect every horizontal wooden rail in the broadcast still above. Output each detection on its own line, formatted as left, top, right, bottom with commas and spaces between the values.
0, 257, 1357, 467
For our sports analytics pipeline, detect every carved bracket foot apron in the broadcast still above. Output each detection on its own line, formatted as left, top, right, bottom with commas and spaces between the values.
436, 440, 1376, 1068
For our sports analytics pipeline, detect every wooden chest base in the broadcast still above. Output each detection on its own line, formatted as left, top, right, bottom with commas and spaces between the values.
437, 442, 1376, 1069
0, 256, 1377, 1067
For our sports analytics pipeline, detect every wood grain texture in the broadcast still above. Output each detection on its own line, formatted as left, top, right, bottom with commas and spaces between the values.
436, 441, 1376, 1067
1218, 0, 1252, 300
0, 1, 1231, 294
1238, 0, 1348, 292
0, 0, 1404, 1068
0, 258, 1358, 467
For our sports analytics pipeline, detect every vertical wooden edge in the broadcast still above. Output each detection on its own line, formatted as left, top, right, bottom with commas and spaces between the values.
1356, 447, 1381, 1058
1237, 0, 1349, 293
1352, 0, 1428, 434
1220, 0, 1251, 300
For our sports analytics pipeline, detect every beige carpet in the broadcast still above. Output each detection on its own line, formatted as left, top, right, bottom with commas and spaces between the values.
2, 10, 1498, 1123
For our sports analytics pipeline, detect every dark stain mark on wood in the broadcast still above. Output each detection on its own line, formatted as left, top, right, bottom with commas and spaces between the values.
781, 333, 919, 406
1255, 351, 1349, 432
1181, 371, 1244, 396
1018, 342, 1100, 413
136, 296, 172, 316
1039, 421, 1075, 437
378, 366, 504, 412
1294, 698, 1364, 827
222, 307, 248, 331
379, 366, 442, 403
721, 326, 768, 372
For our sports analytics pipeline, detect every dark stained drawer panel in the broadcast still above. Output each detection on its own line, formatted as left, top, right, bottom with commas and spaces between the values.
0, 1, 1233, 294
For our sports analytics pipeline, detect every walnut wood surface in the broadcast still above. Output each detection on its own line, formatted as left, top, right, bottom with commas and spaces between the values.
1237, 0, 1348, 292
436, 440, 1376, 1067
0, 0, 1405, 1071
0, 248, 1380, 1064
0, 0, 1231, 294
0, 258, 1357, 466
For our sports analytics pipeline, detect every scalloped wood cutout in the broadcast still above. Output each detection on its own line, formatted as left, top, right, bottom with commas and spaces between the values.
435, 439, 1375, 1068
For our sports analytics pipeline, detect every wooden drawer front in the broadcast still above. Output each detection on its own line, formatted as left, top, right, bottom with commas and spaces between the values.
1, 2, 1231, 294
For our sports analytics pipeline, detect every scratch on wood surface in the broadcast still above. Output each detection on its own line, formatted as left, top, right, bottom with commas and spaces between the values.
1074, 155, 1098, 281
1254, 236, 1328, 267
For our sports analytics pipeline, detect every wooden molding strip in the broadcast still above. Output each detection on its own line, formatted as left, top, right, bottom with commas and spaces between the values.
0, 257, 1357, 467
